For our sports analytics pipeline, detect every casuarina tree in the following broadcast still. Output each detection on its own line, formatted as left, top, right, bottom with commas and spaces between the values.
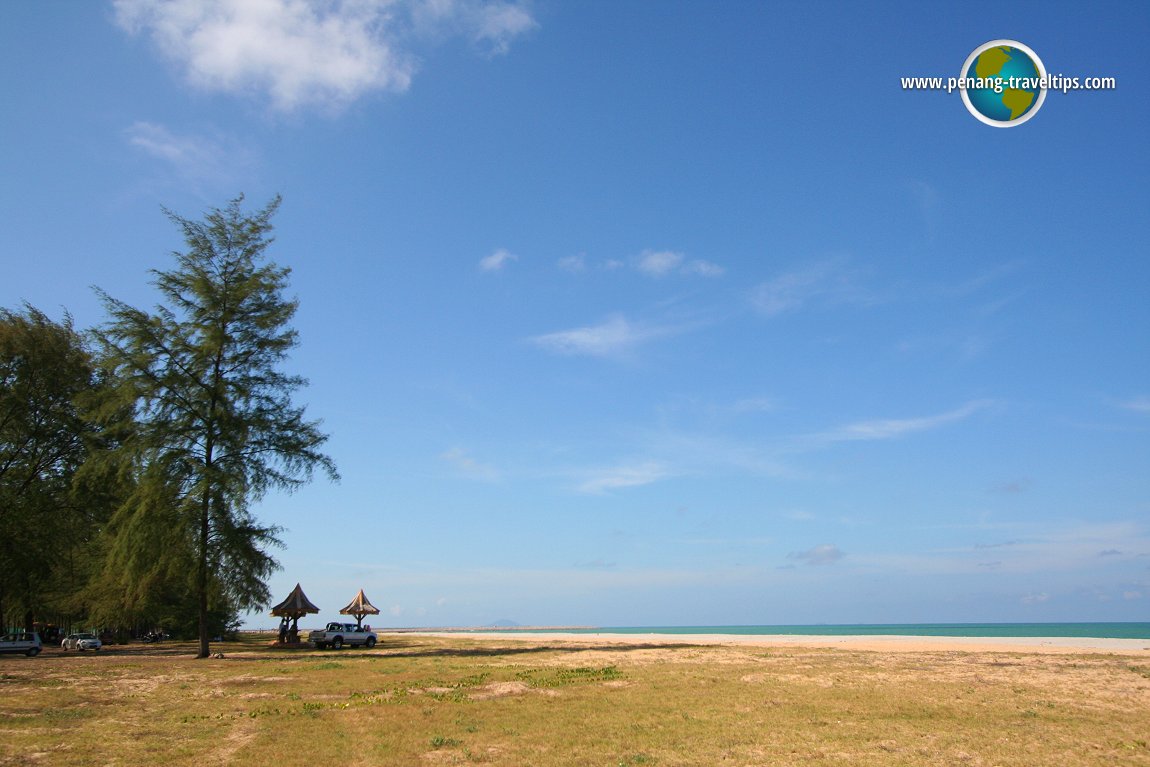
93, 195, 338, 658
0, 306, 97, 631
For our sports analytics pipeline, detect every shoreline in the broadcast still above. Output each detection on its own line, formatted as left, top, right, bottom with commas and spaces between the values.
403, 630, 1150, 655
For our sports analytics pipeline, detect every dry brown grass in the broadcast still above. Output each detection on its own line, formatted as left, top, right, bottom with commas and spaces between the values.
1, 634, 1148, 766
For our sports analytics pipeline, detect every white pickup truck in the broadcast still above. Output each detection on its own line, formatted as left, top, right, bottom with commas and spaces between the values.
307, 622, 377, 650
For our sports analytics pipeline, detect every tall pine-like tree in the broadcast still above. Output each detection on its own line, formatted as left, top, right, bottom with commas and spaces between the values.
93, 195, 337, 657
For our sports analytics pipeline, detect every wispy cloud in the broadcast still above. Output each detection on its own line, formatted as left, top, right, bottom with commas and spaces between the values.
807, 400, 992, 446
573, 558, 618, 570
638, 428, 798, 480
479, 248, 518, 272
578, 461, 670, 494
974, 539, 1025, 550
529, 314, 676, 358
751, 258, 872, 317
864, 522, 1150, 577
788, 544, 845, 566
557, 254, 586, 273
989, 479, 1030, 495
125, 121, 253, 187
440, 447, 500, 481
636, 250, 724, 278
906, 178, 940, 237
682, 259, 725, 277
1118, 396, 1150, 415
948, 261, 1026, 296
729, 397, 778, 414
413, 0, 538, 56
114, 0, 536, 111
558, 250, 723, 278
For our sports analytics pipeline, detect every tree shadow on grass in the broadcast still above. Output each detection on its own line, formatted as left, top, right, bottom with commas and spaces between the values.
372, 641, 706, 660
33, 635, 709, 663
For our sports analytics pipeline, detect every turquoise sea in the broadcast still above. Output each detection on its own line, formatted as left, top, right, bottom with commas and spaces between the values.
515, 623, 1150, 640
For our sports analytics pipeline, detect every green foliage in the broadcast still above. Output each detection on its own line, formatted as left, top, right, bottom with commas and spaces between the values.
0, 305, 103, 629
515, 665, 622, 688
91, 195, 337, 656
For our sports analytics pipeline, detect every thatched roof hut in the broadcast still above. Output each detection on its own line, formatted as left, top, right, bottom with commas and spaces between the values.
270, 583, 319, 642
271, 583, 320, 618
339, 589, 380, 629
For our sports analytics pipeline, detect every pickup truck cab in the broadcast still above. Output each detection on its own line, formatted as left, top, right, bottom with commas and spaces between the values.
307, 622, 377, 650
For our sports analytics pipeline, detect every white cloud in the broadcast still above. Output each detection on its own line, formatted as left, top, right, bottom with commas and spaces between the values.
635, 250, 724, 278
440, 447, 500, 481
1020, 592, 1049, 605
125, 121, 252, 186
788, 544, 845, 566
810, 400, 992, 445
114, 0, 535, 111
479, 248, 517, 272
412, 0, 537, 55
751, 258, 870, 316
529, 314, 673, 358
470, 1, 538, 55
637, 249, 684, 277
578, 461, 670, 494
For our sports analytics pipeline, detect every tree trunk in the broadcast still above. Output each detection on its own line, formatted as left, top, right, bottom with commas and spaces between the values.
196, 490, 211, 658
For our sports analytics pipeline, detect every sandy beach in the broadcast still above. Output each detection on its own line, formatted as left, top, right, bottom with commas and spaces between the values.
410, 630, 1150, 655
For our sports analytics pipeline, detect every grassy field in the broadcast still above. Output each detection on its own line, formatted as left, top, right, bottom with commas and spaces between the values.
1, 633, 1148, 766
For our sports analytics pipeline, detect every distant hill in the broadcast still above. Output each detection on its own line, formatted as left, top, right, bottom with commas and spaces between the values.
488, 619, 521, 628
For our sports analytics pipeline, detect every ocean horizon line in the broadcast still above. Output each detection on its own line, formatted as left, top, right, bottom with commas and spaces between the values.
398, 622, 1150, 640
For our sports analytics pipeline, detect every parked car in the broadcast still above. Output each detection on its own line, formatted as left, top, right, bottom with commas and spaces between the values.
61, 633, 103, 651
307, 622, 377, 650
0, 632, 42, 657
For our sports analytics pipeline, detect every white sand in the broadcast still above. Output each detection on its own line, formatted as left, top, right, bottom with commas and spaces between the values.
408, 630, 1150, 655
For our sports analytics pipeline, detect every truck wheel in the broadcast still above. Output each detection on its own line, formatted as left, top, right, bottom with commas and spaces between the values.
331, 637, 343, 650
365, 637, 376, 649
27, 647, 41, 657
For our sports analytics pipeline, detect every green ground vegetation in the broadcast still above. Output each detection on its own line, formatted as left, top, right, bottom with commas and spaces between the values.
1, 634, 1147, 766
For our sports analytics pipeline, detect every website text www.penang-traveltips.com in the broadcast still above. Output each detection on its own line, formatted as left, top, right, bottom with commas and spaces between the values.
901, 74, 1116, 95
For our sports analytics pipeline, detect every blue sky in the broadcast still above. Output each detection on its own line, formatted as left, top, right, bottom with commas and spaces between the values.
2, 1, 1147, 628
